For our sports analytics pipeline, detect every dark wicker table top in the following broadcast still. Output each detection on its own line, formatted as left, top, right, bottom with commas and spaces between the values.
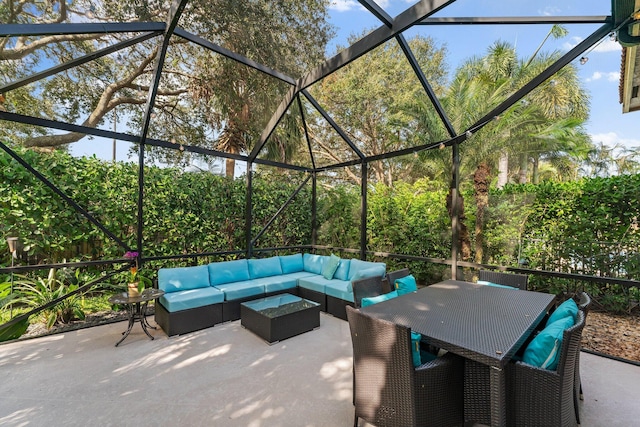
360, 280, 556, 368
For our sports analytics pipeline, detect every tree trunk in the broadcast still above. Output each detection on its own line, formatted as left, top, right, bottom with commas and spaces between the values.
518, 153, 528, 184
446, 190, 471, 261
473, 162, 490, 264
497, 152, 509, 189
532, 156, 540, 184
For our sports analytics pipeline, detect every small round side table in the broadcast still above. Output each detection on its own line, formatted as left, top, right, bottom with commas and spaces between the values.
108, 288, 165, 347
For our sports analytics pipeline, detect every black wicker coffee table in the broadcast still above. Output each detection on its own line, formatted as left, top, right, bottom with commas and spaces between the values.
240, 293, 320, 344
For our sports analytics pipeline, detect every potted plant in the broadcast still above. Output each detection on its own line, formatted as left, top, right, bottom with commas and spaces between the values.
124, 252, 152, 297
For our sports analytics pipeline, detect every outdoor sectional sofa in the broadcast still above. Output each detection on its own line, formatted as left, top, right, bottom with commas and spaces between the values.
154, 253, 386, 336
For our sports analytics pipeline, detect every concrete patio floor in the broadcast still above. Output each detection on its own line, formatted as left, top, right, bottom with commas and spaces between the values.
1, 312, 639, 426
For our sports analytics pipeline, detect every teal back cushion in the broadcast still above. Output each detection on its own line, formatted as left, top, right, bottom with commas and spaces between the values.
158, 265, 210, 293
248, 257, 283, 279
333, 259, 351, 280
279, 254, 304, 274
303, 253, 326, 275
361, 290, 398, 307
394, 275, 418, 295
322, 254, 341, 280
411, 331, 422, 367
208, 259, 250, 287
352, 265, 386, 281
348, 259, 386, 280
523, 316, 575, 370
546, 298, 579, 326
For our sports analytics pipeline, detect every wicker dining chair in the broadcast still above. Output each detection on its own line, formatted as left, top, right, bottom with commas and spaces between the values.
477, 270, 529, 290
351, 275, 384, 308
346, 306, 464, 427
506, 310, 586, 427
386, 268, 411, 293
574, 291, 592, 424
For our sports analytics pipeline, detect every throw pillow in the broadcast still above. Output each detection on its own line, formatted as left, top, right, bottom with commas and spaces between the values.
394, 275, 417, 295
360, 290, 398, 307
322, 253, 341, 280
522, 316, 574, 370
411, 331, 422, 367
546, 298, 579, 326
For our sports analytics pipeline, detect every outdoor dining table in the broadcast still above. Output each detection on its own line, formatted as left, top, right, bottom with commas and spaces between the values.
360, 279, 556, 427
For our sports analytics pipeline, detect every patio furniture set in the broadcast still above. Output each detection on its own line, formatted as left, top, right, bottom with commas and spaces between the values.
153, 252, 385, 336
118, 254, 588, 426
348, 270, 590, 427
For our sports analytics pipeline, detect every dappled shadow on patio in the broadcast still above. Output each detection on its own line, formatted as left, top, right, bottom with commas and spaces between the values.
1, 313, 639, 426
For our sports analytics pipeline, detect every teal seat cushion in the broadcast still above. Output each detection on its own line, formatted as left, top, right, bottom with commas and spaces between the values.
394, 275, 418, 295
303, 253, 327, 275
523, 316, 575, 370
213, 280, 265, 301
159, 286, 224, 312
248, 256, 283, 279
546, 298, 579, 326
259, 273, 303, 294
324, 280, 354, 302
298, 276, 330, 294
333, 259, 351, 280
322, 254, 341, 280
361, 290, 399, 307
208, 259, 250, 287
348, 259, 386, 280
279, 254, 304, 274
351, 265, 386, 281
158, 265, 210, 293
477, 280, 518, 290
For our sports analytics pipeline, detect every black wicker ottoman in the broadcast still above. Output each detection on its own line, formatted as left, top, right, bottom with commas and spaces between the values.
240, 293, 320, 344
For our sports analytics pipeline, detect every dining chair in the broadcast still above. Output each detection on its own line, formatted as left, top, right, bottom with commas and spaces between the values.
351, 275, 384, 308
506, 310, 586, 427
477, 270, 529, 290
346, 306, 464, 427
574, 291, 592, 424
386, 268, 411, 292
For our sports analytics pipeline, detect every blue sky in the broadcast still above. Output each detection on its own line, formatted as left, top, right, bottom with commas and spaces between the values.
326, 0, 639, 151
71, 0, 639, 163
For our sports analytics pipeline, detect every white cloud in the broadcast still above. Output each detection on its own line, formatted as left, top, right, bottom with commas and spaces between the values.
590, 132, 640, 149
329, 0, 411, 12
539, 6, 561, 17
563, 36, 621, 53
330, 0, 360, 12
585, 71, 620, 82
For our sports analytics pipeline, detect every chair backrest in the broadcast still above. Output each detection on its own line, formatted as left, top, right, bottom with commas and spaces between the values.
386, 268, 411, 292
352, 275, 384, 308
478, 270, 529, 290
346, 306, 417, 426
575, 291, 592, 313
557, 310, 586, 380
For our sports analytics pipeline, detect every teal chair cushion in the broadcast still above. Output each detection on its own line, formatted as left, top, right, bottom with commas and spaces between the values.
322, 254, 341, 280
394, 274, 418, 295
523, 316, 575, 370
361, 290, 399, 307
411, 331, 422, 367
546, 298, 579, 326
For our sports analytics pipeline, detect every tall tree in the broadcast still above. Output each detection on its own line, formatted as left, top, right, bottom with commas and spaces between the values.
307, 33, 448, 186
0, 0, 333, 174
